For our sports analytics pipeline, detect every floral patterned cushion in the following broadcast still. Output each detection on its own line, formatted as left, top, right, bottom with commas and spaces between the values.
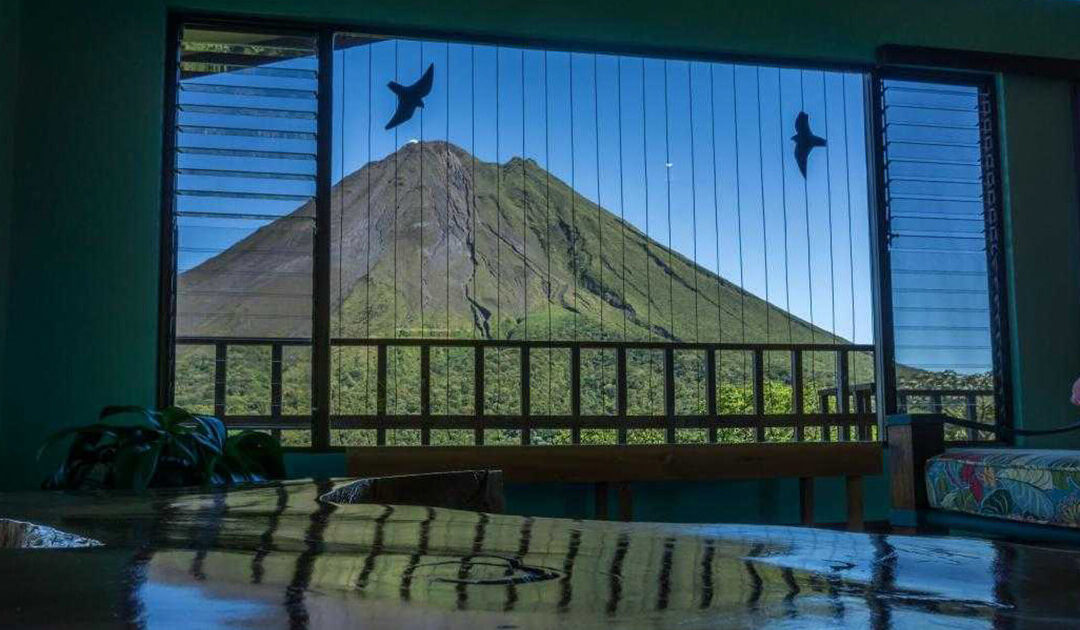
925, 449, 1080, 528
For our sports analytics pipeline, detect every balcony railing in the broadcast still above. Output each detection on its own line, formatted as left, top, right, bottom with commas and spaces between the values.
818, 383, 996, 441
176, 337, 880, 446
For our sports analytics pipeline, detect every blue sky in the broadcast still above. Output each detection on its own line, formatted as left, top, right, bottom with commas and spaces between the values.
330, 37, 874, 344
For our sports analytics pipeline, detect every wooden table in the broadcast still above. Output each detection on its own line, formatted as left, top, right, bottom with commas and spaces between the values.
3, 478, 1079, 627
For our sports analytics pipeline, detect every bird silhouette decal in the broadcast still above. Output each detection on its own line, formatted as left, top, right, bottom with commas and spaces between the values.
791, 111, 826, 178
384, 63, 435, 130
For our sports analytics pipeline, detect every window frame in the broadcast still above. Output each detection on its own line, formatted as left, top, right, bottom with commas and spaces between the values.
156, 12, 1015, 450
868, 66, 1013, 441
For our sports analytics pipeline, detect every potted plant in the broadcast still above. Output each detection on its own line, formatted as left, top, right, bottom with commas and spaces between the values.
39, 406, 285, 491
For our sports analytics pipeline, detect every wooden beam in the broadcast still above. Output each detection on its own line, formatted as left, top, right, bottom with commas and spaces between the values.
345, 442, 883, 484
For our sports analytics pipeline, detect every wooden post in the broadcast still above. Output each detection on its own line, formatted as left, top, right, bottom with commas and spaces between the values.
965, 393, 978, 440
213, 342, 227, 420
886, 414, 946, 528
836, 350, 851, 442
664, 347, 676, 444
474, 346, 485, 446
706, 349, 718, 443
846, 475, 864, 532
570, 346, 581, 445
270, 343, 283, 421
376, 344, 388, 446
521, 346, 531, 446
753, 348, 765, 442
420, 344, 431, 446
616, 347, 628, 445
792, 350, 804, 442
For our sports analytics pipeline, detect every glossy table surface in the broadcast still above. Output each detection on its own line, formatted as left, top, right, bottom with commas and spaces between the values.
2, 478, 1079, 628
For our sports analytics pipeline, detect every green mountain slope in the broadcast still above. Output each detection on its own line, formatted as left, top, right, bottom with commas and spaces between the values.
180, 140, 846, 348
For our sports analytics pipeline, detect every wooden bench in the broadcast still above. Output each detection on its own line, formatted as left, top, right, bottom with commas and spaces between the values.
347, 442, 882, 529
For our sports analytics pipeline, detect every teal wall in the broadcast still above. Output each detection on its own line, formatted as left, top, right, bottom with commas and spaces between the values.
0, 0, 20, 473
1, 0, 1079, 524
998, 75, 1080, 446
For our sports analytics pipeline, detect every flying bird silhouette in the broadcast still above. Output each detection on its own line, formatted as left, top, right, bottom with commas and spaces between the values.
384, 63, 435, 130
791, 111, 826, 178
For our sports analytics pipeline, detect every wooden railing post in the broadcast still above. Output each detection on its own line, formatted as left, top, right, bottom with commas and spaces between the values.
214, 342, 227, 420
270, 343, 283, 420
376, 344, 388, 446
752, 348, 765, 442
520, 346, 531, 446
270, 343, 283, 442
965, 393, 978, 440
570, 346, 581, 445
792, 349, 804, 442
664, 347, 676, 444
474, 346, 485, 446
706, 349, 718, 443
420, 344, 431, 446
836, 350, 850, 441
856, 389, 872, 440
616, 347, 628, 445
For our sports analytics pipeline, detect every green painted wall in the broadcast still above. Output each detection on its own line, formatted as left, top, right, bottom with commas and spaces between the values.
0, 0, 20, 473
998, 75, 1080, 446
2, 0, 1079, 525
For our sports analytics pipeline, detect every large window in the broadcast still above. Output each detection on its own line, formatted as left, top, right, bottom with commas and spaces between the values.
160, 20, 1008, 448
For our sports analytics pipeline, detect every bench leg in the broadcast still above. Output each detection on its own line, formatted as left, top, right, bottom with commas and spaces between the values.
846, 475, 864, 532
886, 416, 946, 528
799, 477, 814, 526
617, 482, 633, 522
594, 482, 609, 521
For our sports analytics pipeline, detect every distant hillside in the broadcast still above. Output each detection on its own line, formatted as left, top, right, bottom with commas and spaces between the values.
180, 140, 846, 351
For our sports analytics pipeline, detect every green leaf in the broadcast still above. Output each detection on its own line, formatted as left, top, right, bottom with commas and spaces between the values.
99, 406, 162, 429
159, 406, 197, 432
981, 489, 1014, 517
224, 431, 285, 481
113, 442, 162, 492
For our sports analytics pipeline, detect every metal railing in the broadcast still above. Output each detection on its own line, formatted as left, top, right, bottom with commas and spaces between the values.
176, 336, 879, 446
818, 382, 995, 441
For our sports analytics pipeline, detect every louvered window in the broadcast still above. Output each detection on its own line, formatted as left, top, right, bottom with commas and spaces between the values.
875, 75, 1009, 439
166, 25, 318, 445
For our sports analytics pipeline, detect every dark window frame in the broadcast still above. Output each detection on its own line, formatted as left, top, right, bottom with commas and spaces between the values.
156, 12, 1016, 450
869, 66, 1013, 441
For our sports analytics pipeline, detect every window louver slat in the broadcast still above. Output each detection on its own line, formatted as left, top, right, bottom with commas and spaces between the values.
170, 26, 319, 442
880, 77, 1002, 437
